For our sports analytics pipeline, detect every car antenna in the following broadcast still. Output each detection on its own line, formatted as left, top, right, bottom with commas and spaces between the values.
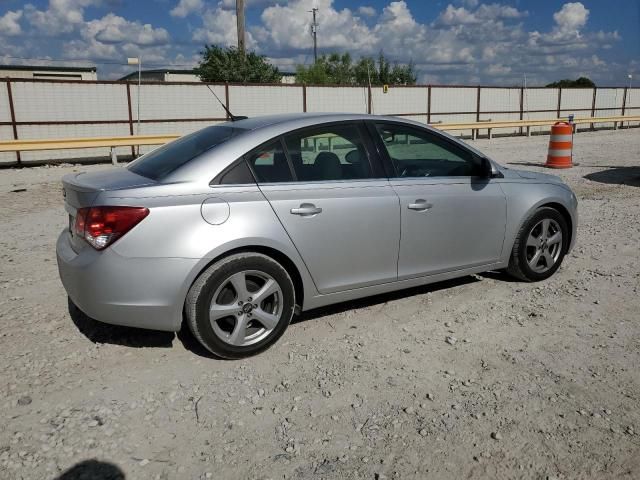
205, 84, 248, 121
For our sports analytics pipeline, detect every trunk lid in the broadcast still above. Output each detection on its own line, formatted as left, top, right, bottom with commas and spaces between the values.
62, 169, 156, 208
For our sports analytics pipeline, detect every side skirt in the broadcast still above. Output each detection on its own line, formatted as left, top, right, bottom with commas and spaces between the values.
302, 261, 506, 312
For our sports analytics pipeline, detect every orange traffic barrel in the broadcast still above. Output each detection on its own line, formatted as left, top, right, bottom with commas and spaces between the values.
545, 121, 573, 168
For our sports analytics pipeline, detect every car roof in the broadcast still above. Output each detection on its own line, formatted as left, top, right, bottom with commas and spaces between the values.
230, 112, 427, 132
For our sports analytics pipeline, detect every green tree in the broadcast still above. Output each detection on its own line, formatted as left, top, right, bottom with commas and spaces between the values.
195, 45, 281, 83
546, 76, 596, 88
296, 51, 416, 86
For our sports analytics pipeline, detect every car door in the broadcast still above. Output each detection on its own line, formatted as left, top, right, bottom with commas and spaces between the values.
247, 122, 400, 294
370, 121, 507, 280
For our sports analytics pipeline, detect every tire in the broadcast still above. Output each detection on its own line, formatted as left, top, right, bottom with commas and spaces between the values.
507, 207, 569, 282
186, 252, 295, 359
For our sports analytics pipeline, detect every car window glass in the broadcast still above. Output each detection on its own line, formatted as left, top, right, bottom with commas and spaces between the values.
376, 124, 482, 178
246, 140, 294, 183
128, 125, 245, 180
217, 160, 255, 185
284, 124, 372, 182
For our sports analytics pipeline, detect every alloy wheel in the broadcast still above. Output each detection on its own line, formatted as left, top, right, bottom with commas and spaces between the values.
525, 218, 563, 273
209, 270, 283, 346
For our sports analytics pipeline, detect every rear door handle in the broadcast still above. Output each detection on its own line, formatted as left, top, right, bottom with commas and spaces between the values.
408, 200, 433, 211
290, 203, 322, 216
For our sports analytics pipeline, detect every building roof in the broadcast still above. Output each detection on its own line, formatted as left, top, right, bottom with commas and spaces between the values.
0, 64, 96, 72
118, 69, 197, 81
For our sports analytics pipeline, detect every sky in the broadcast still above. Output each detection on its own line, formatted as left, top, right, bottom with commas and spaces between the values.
0, 0, 638, 85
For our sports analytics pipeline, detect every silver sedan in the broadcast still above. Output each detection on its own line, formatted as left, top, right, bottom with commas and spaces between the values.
57, 113, 578, 358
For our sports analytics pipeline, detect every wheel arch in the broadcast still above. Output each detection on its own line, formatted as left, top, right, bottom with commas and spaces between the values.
539, 201, 573, 249
182, 245, 306, 319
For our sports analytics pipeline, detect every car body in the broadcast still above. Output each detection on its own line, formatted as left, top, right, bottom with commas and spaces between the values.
57, 113, 577, 357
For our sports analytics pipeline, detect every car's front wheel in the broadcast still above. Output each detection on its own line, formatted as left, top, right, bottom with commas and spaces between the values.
507, 207, 569, 282
186, 252, 295, 359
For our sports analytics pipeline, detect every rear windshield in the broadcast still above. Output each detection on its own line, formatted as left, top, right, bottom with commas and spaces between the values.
128, 125, 246, 180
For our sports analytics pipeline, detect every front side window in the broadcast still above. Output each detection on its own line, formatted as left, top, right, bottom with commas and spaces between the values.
246, 140, 294, 183
128, 125, 246, 180
283, 124, 372, 182
375, 123, 483, 178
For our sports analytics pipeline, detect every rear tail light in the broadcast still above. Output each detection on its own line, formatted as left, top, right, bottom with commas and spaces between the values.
74, 206, 149, 250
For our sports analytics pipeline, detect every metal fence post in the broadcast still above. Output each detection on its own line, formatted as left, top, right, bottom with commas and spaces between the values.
367, 84, 372, 114
224, 83, 230, 120
427, 85, 432, 125
590, 87, 597, 130
518, 87, 524, 136
556, 87, 562, 118
473, 86, 481, 140
621, 86, 628, 128
5, 79, 21, 166
125, 83, 135, 158
302, 84, 307, 112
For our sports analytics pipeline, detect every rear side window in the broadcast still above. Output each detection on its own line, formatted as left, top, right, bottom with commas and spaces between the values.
216, 160, 255, 185
283, 124, 372, 182
128, 125, 245, 180
246, 140, 294, 183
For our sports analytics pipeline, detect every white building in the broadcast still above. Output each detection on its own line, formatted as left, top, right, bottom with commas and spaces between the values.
119, 69, 298, 84
0, 65, 97, 81
119, 69, 201, 83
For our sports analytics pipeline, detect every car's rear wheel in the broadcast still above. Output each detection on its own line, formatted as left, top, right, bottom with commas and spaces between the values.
507, 207, 568, 282
186, 253, 295, 359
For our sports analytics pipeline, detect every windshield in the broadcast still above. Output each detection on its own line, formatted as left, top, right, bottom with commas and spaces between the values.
128, 125, 246, 180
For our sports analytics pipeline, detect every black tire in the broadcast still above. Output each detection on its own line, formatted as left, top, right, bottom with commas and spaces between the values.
186, 252, 295, 359
507, 207, 569, 282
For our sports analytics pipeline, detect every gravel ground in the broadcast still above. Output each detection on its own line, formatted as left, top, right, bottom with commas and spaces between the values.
1, 128, 639, 480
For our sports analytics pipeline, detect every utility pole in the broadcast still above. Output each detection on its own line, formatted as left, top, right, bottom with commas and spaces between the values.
310, 7, 318, 63
236, 0, 245, 55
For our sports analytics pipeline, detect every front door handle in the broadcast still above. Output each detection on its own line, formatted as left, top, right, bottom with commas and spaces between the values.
290, 203, 322, 216
408, 199, 433, 211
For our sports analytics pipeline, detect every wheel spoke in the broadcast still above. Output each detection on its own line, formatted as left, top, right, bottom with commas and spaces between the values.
228, 272, 249, 301
229, 315, 248, 346
547, 231, 562, 246
526, 232, 539, 248
252, 278, 280, 304
209, 302, 239, 322
541, 219, 550, 240
528, 249, 542, 268
543, 251, 555, 268
252, 308, 279, 330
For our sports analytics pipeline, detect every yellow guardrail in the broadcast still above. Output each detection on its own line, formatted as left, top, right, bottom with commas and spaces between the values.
0, 116, 638, 159
436, 115, 640, 139
0, 134, 180, 152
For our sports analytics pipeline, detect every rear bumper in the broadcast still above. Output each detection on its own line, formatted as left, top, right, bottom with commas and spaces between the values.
56, 230, 199, 332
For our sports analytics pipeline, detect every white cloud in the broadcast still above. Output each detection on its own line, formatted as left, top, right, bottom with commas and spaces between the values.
438, 5, 480, 25
84, 14, 170, 46
258, 0, 375, 53
438, 3, 526, 26
25, 0, 99, 35
170, 0, 204, 18
192, 7, 257, 48
0, 10, 23, 36
553, 2, 589, 34
357, 6, 376, 17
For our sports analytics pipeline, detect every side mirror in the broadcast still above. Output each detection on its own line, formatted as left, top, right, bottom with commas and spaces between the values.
381, 131, 395, 144
481, 156, 501, 178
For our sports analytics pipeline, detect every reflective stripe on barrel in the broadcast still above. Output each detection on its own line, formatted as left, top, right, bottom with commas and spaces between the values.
545, 121, 573, 169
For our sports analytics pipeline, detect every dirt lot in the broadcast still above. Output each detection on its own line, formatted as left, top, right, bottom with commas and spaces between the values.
1, 129, 639, 480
